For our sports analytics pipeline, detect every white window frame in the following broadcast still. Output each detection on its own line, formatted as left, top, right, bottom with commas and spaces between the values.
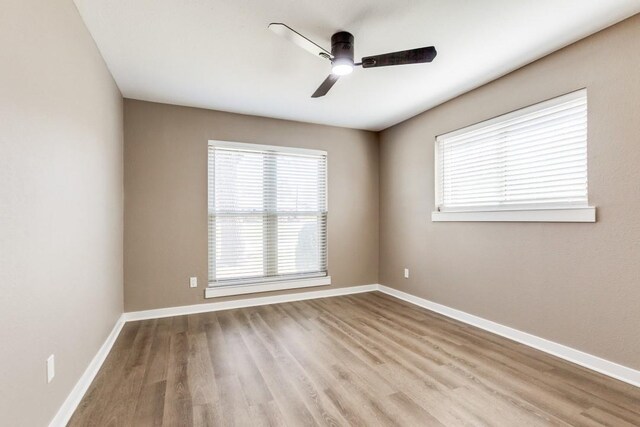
206, 140, 330, 298
432, 90, 595, 223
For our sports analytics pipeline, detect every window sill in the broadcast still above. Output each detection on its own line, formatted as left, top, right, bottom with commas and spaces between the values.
431, 207, 596, 223
205, 276, 332, 298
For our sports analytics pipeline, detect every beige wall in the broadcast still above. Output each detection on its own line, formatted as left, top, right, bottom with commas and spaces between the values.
0, 0, 123, 426
123, 100, 379, 312
379, 14, 640, 370
3, 5, 636, 424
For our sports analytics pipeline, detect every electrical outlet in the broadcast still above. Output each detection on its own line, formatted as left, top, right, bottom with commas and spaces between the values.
47, 354, 55, 383
404, 268, 409, 279
189, 277, 198, 288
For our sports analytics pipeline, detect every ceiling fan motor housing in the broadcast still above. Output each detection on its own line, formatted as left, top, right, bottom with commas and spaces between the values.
331, 31, 354, 65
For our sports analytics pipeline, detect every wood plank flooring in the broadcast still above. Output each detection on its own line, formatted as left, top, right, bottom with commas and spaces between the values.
69, 292, 640, 426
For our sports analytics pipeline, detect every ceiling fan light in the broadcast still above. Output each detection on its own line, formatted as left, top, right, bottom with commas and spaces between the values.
331, 58, 354, 76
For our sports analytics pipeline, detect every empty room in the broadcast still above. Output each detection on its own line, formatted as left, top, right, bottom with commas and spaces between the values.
3, 0, 640, 426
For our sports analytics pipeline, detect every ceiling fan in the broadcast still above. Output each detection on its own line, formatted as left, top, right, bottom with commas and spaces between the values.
268, 23, 437, 98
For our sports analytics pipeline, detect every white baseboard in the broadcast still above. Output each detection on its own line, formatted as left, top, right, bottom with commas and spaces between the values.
48, 285, 376, 426
48, 314, 126, 427
125, 284, 378, 322
50, 282, 639, 427
377, 285, 640, 388
127, 282, 640, 388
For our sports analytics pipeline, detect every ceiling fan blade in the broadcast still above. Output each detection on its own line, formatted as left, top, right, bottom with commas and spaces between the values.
269, 23, 331, 60
361, 46, 437, 68
311, 75, 339, 98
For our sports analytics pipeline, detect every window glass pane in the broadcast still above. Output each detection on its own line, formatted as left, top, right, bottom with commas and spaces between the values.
437, 90, 588, 211
276, 215, 326, 275
214, 215, 264, 281
214, 149, 264, 212
276, 154, 324, 212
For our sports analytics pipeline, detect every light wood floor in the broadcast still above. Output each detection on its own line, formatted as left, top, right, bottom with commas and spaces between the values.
69, 292, 640, 426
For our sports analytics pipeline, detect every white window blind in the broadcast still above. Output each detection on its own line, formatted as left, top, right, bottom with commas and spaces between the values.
208, 141, 327, 286
435, 89, 589, 214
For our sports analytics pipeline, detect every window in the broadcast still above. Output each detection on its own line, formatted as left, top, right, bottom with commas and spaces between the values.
206, 141, 329, 297
433, 89, 595, 222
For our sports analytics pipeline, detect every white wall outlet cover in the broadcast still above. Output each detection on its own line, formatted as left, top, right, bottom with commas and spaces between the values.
47, 354, 55, 383
189, 277, 198, 288
404, 268, 410, 279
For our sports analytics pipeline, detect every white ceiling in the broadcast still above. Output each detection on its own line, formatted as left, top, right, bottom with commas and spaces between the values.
74, 0, 640, 131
